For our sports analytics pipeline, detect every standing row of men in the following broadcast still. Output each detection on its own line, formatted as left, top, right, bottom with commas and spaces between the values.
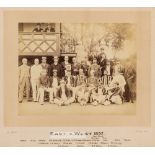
18, 54, 136, 105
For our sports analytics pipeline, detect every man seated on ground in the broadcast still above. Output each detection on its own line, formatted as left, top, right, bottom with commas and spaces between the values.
90, 80, 107, 106
54, 79, 75, 106
76, 81, 90, 106
37, 69, 53, 105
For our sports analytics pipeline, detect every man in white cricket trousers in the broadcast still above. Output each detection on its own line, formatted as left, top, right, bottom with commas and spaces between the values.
30, 58, 42, 102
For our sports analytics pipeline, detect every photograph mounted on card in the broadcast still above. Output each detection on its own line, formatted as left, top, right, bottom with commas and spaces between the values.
3, 8, 151, 127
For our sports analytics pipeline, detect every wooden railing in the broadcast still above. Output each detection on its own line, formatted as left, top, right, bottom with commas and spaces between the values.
18, 32, 60, 55
18, 32, 77, 56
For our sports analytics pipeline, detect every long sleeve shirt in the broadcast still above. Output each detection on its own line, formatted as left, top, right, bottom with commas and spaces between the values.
30, 65, 42, 80
19, 65, 30, 80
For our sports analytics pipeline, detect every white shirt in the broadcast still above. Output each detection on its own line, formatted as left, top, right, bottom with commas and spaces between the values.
31, 65, 42, 80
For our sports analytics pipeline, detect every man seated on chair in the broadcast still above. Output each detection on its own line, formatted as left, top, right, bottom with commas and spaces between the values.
105, 82, 123, 105
87, 69, 98, 91
54, 79, 75, 106
50, 69, 60, 102
64, 70, 74, 88
105, 69, 126, 105
75, 69, 90, 106
76, 69, 87, 87
38, 69, 53, 105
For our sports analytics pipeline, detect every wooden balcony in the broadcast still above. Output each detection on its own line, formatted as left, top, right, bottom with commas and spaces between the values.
18, 32, 60, 56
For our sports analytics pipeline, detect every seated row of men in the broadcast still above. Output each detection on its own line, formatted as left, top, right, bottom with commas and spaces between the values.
37, 68, 125, 106
18, 55, 126, 105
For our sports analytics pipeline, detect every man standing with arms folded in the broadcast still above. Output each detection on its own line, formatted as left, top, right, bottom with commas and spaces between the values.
18, 58, 31, 103
31, 58, 42, 102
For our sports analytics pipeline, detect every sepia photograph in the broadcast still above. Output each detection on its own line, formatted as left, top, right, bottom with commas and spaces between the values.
1, 7, 154, 147
3, 8, 151, 128
18, 22, 136, 115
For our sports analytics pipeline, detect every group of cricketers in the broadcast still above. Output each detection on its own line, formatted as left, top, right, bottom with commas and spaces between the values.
18, 52, 135, 106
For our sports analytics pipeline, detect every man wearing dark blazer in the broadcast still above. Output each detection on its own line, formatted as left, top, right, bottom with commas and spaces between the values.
49, 56, 62, 78
99, 52, 107, 77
